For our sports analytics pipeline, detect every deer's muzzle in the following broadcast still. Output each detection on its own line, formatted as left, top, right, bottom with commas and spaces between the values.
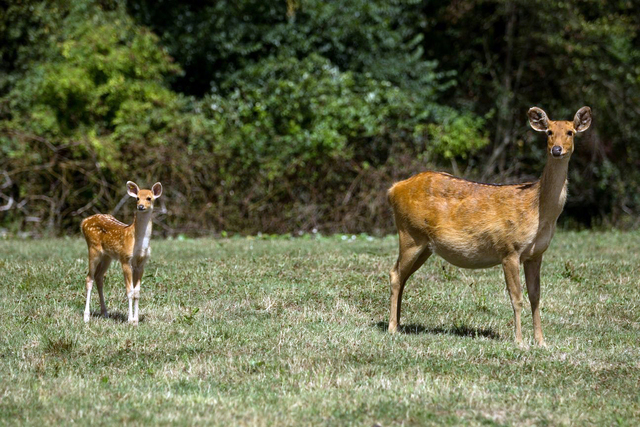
551, 146, 563, 157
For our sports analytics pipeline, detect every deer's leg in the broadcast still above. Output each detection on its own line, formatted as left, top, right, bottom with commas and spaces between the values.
94, 258, 112, 318
132, 266, 144, 325
502, 255, 524, 346
84, 250, 102, 323
121, 261, 135, 324
524, 257, 545, 347
389, 233, 431, 333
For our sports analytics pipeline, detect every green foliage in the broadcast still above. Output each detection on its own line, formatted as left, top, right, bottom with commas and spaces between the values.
0, 0, 67, 98
128, 0, 438, 97
425, 113, 489, 160
3, 0, 181, 150
205, 53, 467, 177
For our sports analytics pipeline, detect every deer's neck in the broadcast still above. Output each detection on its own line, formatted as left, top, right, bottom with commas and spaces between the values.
537, 156, 569, 225
131, 211, 153, 258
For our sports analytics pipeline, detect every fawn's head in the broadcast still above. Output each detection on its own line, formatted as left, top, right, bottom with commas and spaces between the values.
127, 181, 162, 213
528, 106, 591, 160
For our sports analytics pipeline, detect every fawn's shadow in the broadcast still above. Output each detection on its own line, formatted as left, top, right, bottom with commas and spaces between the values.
89, 310, 145, 324
374, 321, 500, 340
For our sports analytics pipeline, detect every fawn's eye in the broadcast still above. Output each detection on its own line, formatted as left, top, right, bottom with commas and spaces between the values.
136, 198, 139, 201
147, 197, 151, 201
546, 130, 553, 136
567, 130, 573, 136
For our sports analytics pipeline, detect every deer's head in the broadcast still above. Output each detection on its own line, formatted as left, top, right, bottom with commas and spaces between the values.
528, 106, 591, 159
127, 181, 162, 212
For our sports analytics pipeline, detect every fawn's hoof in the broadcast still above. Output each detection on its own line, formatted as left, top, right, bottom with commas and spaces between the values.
84, 313, 90, 323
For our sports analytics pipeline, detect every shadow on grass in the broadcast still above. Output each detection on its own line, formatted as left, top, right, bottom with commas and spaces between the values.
374, 321, 500, 340
88, 310, 145, 324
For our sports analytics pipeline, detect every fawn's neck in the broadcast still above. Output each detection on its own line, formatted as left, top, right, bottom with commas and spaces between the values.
537, 156, 569, 225
131, 211, 153, 258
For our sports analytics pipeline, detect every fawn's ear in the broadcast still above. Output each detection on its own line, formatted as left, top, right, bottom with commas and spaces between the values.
127, 181, 140, 198
573, 106, 592, 132
152, 182, 163, 198
528, 107, 549, 132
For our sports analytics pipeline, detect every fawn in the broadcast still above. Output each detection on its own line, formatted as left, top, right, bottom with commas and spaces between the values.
81, 181, 162, 325
387, 107, 592, 346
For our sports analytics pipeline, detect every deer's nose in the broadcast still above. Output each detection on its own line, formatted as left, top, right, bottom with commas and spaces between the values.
137, 205, 146, 211
551, 146, 563, 157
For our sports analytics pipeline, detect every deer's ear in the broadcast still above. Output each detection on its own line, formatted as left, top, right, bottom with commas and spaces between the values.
127, 181, 139, 198
573, 106, 592, 132
528, 107, 549, 131
152, 182, 163, 198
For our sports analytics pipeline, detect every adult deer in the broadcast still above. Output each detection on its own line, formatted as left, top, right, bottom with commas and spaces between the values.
81, 181, 162, 325
387, 107, 591, 346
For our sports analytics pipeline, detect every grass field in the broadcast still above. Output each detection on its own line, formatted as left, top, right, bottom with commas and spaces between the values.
1, 231, 639, 426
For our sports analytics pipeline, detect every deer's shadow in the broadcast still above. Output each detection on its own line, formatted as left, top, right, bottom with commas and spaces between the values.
374, 321, 500, 340
88, 310, 145, 324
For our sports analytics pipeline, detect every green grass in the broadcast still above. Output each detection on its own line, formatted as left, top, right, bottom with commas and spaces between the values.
1, 231, 639, 426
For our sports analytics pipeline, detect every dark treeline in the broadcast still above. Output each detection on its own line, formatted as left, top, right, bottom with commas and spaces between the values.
1, 0, 639, 236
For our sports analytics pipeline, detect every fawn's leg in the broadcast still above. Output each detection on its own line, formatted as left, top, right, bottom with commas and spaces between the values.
84, 250, 102, 323
132, 266, 144, 325
94, 258, 112, 318
121, 261, 134, 324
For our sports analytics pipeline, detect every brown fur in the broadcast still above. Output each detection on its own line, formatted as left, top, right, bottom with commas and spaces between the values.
387, 107, 591, 346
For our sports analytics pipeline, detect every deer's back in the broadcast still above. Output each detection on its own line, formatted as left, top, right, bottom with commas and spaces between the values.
81, 214, 133, 258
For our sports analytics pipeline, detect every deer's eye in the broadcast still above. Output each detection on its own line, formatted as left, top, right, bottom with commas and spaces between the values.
567, 130, 573, 136
546, 130, 553, 136
147, 197, 151, 201
136, 198, 140, 201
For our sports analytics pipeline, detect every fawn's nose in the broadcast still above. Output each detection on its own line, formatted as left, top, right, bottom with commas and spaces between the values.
137, 204, 146, 211
551, 146, 563, 157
